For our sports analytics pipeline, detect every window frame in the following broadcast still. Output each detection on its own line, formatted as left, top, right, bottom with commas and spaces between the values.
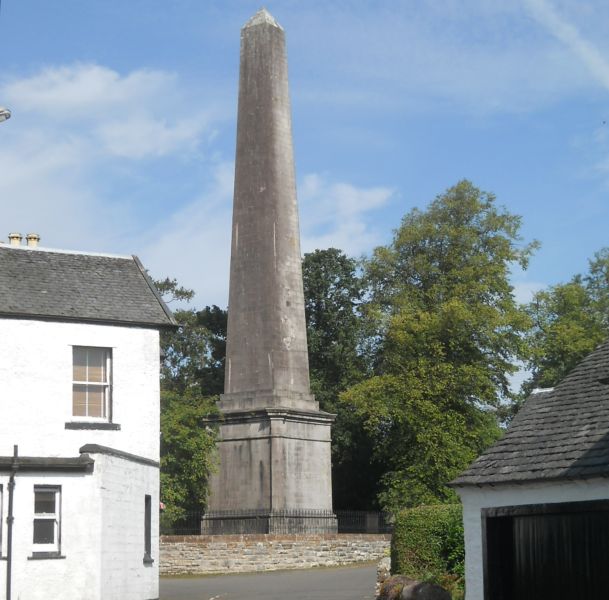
143, 494, 153, 564
71, 346, 113, 422
0, 484, 3, 558
32, 485, 61, 556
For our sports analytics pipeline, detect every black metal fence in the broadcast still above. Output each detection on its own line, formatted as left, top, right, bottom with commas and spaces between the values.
160, 509, 392, 536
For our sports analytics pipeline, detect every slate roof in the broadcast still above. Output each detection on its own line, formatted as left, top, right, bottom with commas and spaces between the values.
452, 340, 609, 487
0, 245, 176, 327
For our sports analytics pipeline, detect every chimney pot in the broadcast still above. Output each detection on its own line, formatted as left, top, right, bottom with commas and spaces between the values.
8, 233, 23, 246
26, 233, 41, 248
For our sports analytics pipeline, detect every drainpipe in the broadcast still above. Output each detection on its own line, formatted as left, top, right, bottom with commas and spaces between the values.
6, 445, 18, 600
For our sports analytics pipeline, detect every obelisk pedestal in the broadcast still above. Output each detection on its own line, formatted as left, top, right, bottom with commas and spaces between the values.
202, 9, 336, 534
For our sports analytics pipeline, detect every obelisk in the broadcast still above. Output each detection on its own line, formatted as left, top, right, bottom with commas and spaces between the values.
203, 8, 336, 534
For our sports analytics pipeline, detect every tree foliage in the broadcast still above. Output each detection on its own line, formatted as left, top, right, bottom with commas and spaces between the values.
523, 248, 609, 393
160, 390, 218, 523
155, 278, 223, 521
303, 248, 368, 411
342, 180, 535, 510
303, 249, 383, 508
160, 302, 227, 396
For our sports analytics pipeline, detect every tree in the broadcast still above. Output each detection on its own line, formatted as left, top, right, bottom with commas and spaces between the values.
160, 390, 217, 524
157, 277, 227, 396
154, 278, 223, 522
523, 249, 609, 393
342, 180, 536, 511
303, 248, 368, 411
303, 249, 383, 509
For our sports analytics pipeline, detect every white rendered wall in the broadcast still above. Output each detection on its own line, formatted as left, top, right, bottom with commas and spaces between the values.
0, 455, 159, 600
96, 452, 159, 600
457, 478, 609, 600
0, 470, 102, 600
0, 318, 160, 461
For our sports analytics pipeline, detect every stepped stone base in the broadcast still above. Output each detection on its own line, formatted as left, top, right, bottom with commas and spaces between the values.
205, 406, 335, 534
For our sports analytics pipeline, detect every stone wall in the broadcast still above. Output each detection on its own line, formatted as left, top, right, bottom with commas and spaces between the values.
160, 533, 391, 575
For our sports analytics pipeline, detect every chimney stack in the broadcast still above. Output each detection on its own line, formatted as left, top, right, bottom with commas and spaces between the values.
8, 233, 22, 246
26, 233, 41, 248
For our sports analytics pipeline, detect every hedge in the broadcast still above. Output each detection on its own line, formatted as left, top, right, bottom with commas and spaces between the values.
391, 504, 464, 598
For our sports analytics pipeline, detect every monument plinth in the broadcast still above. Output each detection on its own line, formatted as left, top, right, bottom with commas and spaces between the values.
202, 9, 336, 534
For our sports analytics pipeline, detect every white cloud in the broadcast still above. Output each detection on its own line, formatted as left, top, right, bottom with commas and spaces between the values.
5, 65, 177, 120
2, 64, 211, 160
0, 63, 215, 253
299, 174, 395, 256
96, 114, 206, 159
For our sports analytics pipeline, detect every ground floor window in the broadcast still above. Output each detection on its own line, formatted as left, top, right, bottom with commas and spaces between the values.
144, 494, 153, 564
0, 484, 3, 557
483, 499, 609, 600
33, 486, 61, 555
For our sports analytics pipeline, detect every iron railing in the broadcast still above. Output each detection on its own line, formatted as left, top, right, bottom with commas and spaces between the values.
160, 509, 392, 536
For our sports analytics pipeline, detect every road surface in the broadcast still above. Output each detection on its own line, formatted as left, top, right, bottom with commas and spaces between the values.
161, 563, 377, 600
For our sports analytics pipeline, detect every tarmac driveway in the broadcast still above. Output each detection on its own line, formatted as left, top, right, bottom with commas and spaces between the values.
160, 563, 378, 600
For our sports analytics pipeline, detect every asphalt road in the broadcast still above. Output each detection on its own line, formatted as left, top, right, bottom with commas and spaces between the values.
160, 563, 378, 600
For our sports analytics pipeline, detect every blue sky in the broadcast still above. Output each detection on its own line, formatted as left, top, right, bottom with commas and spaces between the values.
1, 0, 609, 308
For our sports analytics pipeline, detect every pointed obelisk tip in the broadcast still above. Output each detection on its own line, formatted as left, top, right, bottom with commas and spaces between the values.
243, 7, 283, 30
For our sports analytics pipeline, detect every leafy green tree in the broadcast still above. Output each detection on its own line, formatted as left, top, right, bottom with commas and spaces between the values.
303, 248, 368, 411
523, 249, 609, 393
160, 390, 218, 523
195, 305, 227, 396
156, 277, 227, 396
154, 278, 222, 522
303, 248, 383, 508
586, 248, 609, 328
342, 180, 536, 511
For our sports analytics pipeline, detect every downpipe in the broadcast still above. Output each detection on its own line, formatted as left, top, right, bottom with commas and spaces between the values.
6, 445, 18, 600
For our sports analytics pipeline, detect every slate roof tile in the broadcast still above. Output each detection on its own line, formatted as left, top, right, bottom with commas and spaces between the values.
452, 339, 609, 486
0, 246, 176, 327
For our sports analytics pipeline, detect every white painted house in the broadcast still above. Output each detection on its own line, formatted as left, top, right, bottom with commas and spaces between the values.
0, 239, 175, 600
452, 340, 609, 600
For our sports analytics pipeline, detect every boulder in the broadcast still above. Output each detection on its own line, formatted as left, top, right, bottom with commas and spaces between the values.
401, 581, 451, 600
378, 575, 418, 600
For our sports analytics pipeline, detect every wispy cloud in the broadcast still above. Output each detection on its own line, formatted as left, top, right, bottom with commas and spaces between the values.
299, 174, 395, 257
288, 0, 594, 115
141, 161, 235, 307
523, 0, 609, 92
143, 170, 396, 307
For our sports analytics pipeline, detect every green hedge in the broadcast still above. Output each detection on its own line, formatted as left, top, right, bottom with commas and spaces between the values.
391, 504, 464, 598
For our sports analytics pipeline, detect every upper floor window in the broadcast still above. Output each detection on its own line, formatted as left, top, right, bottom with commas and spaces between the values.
72, 347, 112, 419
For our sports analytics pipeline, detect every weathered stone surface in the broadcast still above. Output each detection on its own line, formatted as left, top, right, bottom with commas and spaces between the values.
222, 7, 313, 411
205, 9, 335, 529
160, 534, 391, 575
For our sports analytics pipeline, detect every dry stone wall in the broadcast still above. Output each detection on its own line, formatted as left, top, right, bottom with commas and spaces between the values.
160, 533, 391, 575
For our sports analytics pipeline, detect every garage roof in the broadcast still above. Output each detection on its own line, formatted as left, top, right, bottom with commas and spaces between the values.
452, 340, 609, 487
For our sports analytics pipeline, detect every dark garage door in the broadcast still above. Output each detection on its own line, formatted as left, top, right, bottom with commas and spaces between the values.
484, 500, 609, 600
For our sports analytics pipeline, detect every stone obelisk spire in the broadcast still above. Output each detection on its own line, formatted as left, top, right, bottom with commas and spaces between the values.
221, 8, 315, 412
204, 9, 336, 534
